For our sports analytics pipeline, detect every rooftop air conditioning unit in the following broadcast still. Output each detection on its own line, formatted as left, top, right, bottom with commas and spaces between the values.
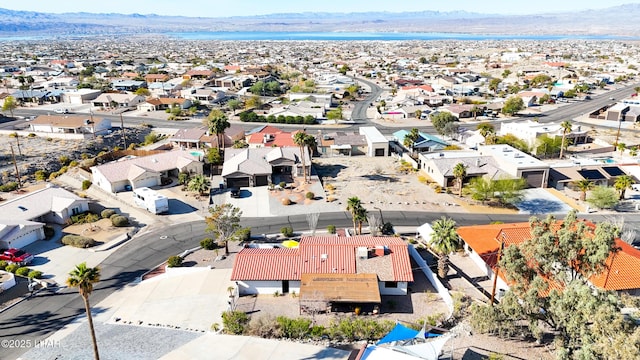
356, 247, 368, 260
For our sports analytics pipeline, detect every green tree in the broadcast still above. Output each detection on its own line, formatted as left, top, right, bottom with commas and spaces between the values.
66, 263, 101, 360
134, 88, 150, 96
501, 96, 524, 116
429, 217, 459, 278
452, 163, 467, 196
227, 98, 241, 114
535, 134, 561, 158
338, 64, 350, 75
572, 179, 594, 201
470, 105, 483, 120
559, 120, 572, 159
493, 178, 526, 206
501, 69, 512, 79
614, 174, 633, 200
587, 186, 619, 209
206, 109, 230, 152
477, 122, 495, 143
346, 197, 363, 236
205, 203, 242, 255
187, 174, 210, 196
2, 95, 17, 117
467, 177, 493, 203
430, 112, 458, 136
326, 107, 343, 124
293, 132, 315, 183
244, 95, 262, 110
488, 78, 502, 93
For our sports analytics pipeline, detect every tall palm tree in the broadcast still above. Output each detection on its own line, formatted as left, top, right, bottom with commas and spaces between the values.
452, 163, 467, 196
572, 179, 594, 201
559, 120, 572, 159
429, 217, 459, 279
67, 263, 101, 360
346, 197, 362, 235
477, 122, 494, 144
293, 132, 315, 183
614, 175, 634, 200
206, 109, 230, 153
354, 206, 368, 235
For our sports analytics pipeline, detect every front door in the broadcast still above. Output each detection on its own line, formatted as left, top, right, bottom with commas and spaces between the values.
282, 280, 289, 294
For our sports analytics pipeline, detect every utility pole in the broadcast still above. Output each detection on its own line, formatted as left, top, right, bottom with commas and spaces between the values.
89, 109, 96, 140
9, 144, 21, 188
119, 112, 127, 149
614, 118, 622, 148
15, 133, 21, 156
490, 231, 506, 306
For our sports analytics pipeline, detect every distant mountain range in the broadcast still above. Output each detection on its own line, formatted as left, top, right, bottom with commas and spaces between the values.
0, 4, 639, 37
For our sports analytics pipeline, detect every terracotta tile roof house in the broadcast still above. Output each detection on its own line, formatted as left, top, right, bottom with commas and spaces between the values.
137, 97, 192, 112
91, 150, 203, 193
144, 74, 169, 83
246, 126, 298, 148
457, 222, 640, 296
231, 236, 414, 306
183, 70, 214, 80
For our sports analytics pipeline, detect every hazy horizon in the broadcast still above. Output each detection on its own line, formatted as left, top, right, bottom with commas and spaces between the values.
2, 0, 640, 17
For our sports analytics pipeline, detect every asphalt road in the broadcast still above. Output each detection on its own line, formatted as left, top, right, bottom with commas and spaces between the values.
350, 76, 383, 122
2, 210, 637, 359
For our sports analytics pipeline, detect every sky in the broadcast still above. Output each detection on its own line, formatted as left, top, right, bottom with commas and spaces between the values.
2, 0, 639, 17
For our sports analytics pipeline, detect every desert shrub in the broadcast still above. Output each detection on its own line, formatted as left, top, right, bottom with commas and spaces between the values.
279, 181, 286, 188
276, 316, 313, 339
101, 209, 117, 219
381, 222, 394, 235
222, 311, 249, 335
236, 227, 251, 242
27, 133, 36, 138
48, 171, 60, 180
246, 315, 279, 338
127, 143, 137, 150
434, 185, 443, 193
59, 166, 68, 174
200, 237, 216, 250
326, 318, 395, 342
58, 155, 71, 166
280, 226, 294, 237
15, 267, 31, 276
5, 263, 19, 273
167, 255, 183, 268
0, 182, 18, 192
327, 225, 336, 234
28, 270, 43, 279
281, 197, 292, 205
61, 235, 96, 248
111, 215, 129, 227
305, 191, 315, 200
0, 260, 8, 270
8, 132, 17, 138
82, 180, 92, 190
325, 183, 335, 191
34, 170, 47, 181
110, 213, 120, 220
44, 225, 55, 239
69, 160, 79, 167
71, 212, 100, 224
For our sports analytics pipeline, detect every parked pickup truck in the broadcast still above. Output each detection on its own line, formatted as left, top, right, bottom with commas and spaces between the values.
0, 248, 34, 266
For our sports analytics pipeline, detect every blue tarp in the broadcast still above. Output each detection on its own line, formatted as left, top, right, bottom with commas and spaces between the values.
377, 324, 442, 345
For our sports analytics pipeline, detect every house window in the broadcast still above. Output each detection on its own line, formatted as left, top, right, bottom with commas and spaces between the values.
71, 207, 81, 215
384, 281, 398, 288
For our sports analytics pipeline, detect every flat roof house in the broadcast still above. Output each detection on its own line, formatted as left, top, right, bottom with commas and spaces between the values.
29, 114, 111, 136
478, 144, 550, 188
359, 126, 389, 157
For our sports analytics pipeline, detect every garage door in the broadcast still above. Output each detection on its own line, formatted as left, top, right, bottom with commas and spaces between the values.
522, 171, 545, 188
255, 175, 269, 186
227, 177, 249, 188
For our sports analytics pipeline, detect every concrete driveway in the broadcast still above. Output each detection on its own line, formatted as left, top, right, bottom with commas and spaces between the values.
515, 188, 573, 215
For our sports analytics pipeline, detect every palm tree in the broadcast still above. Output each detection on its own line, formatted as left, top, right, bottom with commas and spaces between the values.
617, 142, 626, 155
403, 128, 420, 153
187, 174, 210, 196
67, 263, 101, 360
354, 206, 368, 235
206, 109, 230, 153
470, 105, 483, 121
293, 132, 315, 183
452, 163, 467, 196
477, 122, 494, 144
572, 179, 594, 201
559, 120, 572, 159
630, 146, 638, 157
429, 217, 459, 279
346, 197, 362, 235
614, 175, 634, 200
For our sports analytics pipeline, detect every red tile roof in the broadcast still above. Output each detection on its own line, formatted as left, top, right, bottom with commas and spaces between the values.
230, 236, 413, 282
457, 222, 640, 291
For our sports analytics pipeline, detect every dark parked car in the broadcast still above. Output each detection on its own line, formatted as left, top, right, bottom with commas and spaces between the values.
230, 188, 241, 198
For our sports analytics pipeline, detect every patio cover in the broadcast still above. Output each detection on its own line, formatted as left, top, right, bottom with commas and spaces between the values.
300, 273, 381, 303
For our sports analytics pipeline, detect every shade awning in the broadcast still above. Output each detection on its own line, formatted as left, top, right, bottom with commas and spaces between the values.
300, 273, 381, 303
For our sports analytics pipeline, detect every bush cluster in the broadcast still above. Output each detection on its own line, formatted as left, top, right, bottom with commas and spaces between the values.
280, 226, 294, 238
0, 260, 8, 270
229, 312, 394, 341
239, 111, 316, 125
111, 215, 129, 227
200, 238, 216, 250
5, 263, 20, 273
28, 270, 43, 279
235, 227, 251, 242
15, 267, 30, 276
34, 170, 48, 181
167, 255, 183, 268
70, 212, 100, 224
327, 225, 336, 234
61, 235, 96, 248
82, 180, 92, 190
101, 209, 117, 219
0, 182, 19, 192
305, 192, 314, 200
